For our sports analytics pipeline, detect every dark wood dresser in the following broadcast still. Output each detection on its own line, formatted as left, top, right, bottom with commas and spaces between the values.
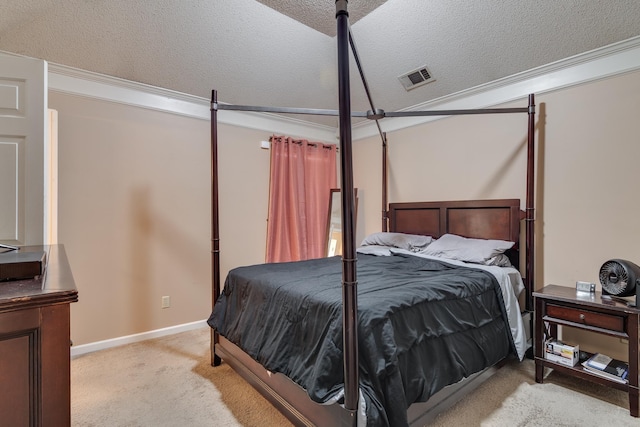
0, 245, 78, 426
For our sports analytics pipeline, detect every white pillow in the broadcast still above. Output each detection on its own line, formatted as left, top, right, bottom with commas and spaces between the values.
360, 232, 433, 253
356, 245, 394, 256
421, 233, 514, 265
485, 253, 513, 267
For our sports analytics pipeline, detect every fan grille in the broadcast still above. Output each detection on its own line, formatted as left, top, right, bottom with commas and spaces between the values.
600, 261, 630, 295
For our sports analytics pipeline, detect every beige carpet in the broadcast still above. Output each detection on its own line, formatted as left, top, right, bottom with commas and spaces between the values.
480, 382, 637, 426
71, 327, 635, 426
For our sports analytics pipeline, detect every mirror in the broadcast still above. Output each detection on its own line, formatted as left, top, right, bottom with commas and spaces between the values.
325, 188, 357, 257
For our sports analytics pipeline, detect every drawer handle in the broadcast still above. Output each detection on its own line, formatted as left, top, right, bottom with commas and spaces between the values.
579, 313, 586, 321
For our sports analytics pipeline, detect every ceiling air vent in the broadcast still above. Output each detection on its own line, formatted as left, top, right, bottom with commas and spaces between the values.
398, 66, 435, 91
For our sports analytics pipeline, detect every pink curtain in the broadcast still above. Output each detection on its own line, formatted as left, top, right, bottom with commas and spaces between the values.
266, 135, 337, 263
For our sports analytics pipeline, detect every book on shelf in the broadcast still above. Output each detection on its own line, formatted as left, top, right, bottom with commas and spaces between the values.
582, 365, 628, 384
581, 353, 629, 384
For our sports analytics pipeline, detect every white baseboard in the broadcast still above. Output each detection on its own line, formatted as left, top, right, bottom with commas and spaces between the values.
71, 320, 209, 358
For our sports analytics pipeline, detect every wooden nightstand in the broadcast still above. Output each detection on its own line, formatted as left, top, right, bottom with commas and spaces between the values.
534, 285, 640, 417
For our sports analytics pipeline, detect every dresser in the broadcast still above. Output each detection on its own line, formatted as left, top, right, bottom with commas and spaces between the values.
0, 245, 78, 426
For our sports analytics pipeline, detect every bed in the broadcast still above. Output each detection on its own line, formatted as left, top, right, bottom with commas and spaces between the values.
208, 199, 529, 426
208, 2, 537, 426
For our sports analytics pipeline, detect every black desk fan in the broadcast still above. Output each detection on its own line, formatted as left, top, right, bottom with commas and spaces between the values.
599, 259, 640, 307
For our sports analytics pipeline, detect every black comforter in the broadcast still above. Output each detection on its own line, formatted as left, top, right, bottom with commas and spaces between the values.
208, 253, 515, 426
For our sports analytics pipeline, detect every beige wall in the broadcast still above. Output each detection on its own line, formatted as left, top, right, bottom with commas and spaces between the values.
51, 92, 271, 346
53, 68, 640, 357
354, 70, 640, 359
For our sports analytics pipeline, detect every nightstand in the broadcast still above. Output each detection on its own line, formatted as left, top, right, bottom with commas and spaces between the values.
534, 284, 640, 417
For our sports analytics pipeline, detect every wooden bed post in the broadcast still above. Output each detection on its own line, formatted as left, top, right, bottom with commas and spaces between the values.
207, 11, 538, 420
382, 132, 388, 232
336, 1, 359, 422
211, 90, 221, 366
525, 93, 536, 311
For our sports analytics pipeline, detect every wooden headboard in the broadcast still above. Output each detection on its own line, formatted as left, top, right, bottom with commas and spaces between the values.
388, 199, 523, 267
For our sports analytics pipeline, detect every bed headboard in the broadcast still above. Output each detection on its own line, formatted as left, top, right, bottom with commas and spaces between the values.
388, 199, 523, 267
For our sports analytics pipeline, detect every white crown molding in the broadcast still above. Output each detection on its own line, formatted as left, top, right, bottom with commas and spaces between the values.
46, 35, 640, 143
353, 35, 640, 140
47, 64, 338, 143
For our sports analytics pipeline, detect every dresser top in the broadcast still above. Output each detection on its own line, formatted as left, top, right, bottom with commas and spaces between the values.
0, 245, 77, 312
534, 284, 639, 314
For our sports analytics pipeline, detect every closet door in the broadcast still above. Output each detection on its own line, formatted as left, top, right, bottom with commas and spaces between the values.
0, 52, 46, 246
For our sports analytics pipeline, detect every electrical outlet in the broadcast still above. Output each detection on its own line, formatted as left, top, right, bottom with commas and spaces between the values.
161, 296, 170, 309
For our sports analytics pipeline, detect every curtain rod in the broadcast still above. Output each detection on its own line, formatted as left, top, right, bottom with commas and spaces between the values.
268, 135, 338, 150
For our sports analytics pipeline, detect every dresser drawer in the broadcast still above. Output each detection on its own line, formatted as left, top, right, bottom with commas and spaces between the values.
546, 304, 625, 332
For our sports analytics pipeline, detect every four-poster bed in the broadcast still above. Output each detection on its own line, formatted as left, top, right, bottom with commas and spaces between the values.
208, 1, 536, 426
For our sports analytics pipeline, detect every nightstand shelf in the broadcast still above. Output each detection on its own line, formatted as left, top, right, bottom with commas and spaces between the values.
534, 285, 639, 417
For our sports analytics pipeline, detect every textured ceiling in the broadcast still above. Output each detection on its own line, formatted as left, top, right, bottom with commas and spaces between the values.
255, 0, 387, 36
1, 0, 640, 128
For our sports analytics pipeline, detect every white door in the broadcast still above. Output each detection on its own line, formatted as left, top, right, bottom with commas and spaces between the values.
0, 52, 47, 246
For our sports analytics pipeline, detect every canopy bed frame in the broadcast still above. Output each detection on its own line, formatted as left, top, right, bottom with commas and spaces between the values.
209, 1, 536, 425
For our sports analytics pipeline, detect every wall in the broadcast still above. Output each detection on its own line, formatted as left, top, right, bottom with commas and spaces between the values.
50, 58, 640, 357
50, 92, 271, 347
353, 70, 640, 359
